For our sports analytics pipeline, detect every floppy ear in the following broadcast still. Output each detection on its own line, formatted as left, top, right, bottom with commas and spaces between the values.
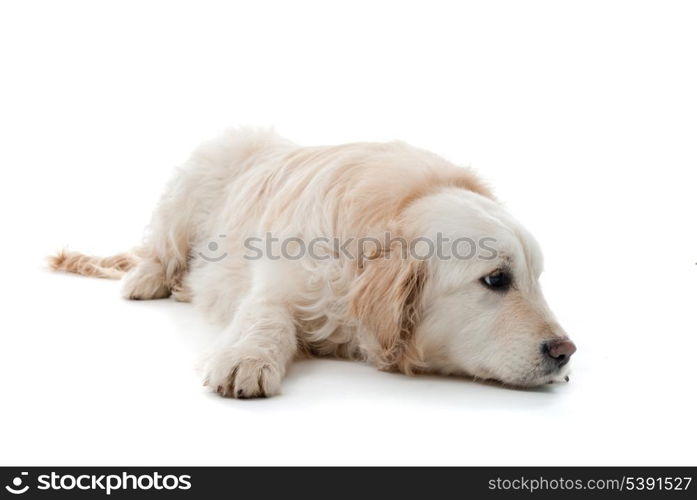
349, 251, 427, 373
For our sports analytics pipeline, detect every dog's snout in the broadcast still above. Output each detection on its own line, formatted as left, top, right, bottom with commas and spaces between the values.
542, 339, 576, 367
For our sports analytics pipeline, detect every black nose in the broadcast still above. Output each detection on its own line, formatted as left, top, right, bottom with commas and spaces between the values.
542, 339, 576, 367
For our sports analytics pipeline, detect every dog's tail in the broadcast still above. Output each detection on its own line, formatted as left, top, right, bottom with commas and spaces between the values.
48, 250, 139, 279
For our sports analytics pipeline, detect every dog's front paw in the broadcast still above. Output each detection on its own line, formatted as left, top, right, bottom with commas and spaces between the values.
204, 349, 283, 399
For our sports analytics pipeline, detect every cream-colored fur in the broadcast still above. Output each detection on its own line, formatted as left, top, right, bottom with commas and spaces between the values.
51, 128, 574, 397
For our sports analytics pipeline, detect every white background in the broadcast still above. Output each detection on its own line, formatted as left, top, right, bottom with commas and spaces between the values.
1, 0, 695, 466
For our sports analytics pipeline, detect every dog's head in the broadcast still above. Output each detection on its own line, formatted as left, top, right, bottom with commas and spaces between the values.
351, 187, 575, 387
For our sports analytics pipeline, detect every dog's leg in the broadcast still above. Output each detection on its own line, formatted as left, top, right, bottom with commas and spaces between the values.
121, 165, 199, 300
203, 292, 297, 398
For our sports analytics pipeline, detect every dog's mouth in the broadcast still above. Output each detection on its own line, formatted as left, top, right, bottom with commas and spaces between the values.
529, 364, 572, 386
546, 373, 571, 384
484, 363, 572, 388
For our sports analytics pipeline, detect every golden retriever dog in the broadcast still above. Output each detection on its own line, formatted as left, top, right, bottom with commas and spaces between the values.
51, 128, 576, 398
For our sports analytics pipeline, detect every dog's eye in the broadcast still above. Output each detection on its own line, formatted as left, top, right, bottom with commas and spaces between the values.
480, 270, 512, 291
